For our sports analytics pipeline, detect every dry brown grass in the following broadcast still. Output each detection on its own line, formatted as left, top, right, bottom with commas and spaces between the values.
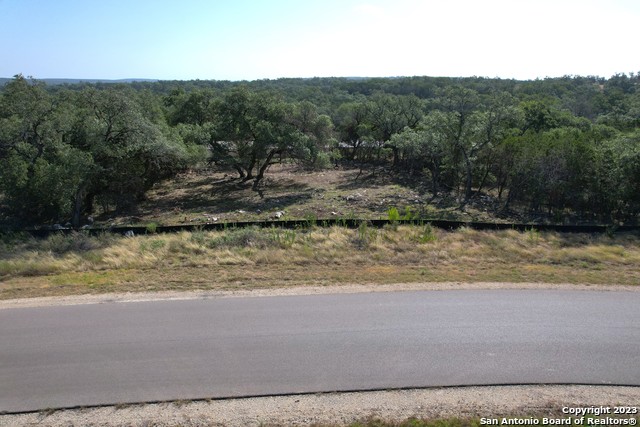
0, 226, 638, 299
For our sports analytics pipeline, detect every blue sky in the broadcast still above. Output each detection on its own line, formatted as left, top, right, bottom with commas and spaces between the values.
1, 0, 638, 81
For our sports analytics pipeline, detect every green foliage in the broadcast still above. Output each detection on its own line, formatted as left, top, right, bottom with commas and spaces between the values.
414, 223, 437, 243
33, 231, 116, 255
186, 86, 327, 190
521, 99, 559, 133
526, 227, 540, 244
140, 238, 166, 252
354, 220, 377, 248
304, 213, 318, 228
337, 216, 349, 228
312, 151, 333, 169
145, 222, 159, 234
0, 76, 87, 222
75, 87, 194, 211
605, 224, 619, 238
3, 73, 640, 227
209, 227, 275, 249
402, 206, 415, 220
164, 88, 217, 126
613, 131, 640, 214
271, 228, 297, 248
334, 100, 372, 160
387, 207, 401, 222
499, 124, 640, 220
0, 76, 197, 226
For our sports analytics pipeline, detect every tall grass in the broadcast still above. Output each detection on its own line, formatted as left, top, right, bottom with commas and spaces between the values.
1, 227, 638, 288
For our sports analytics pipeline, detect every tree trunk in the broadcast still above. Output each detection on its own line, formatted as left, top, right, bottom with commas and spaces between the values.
431, 169, 439, 196
84, 192, 95, 215
234, 165, 246, 179
350, 141, 358, 161
252, 151, 277, 191
497, 177, 507, 201
391, 145, 399, 168
502, 188, 514, 212
474, 167, 491, 199
71, 185, 87, 228
245, 157, 256, 180
463, 155, 473, 204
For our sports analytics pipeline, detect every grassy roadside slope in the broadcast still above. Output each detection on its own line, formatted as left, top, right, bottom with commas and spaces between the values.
1, 225, 638, 300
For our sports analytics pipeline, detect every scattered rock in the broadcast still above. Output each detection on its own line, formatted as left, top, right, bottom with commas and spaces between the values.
52, 224, 64, 230
273, 211, 286, 219
345, 193, 364, 202
124, 230, 135, 237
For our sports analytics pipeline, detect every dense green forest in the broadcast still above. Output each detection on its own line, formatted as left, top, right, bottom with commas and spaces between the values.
1, 73, 639, 227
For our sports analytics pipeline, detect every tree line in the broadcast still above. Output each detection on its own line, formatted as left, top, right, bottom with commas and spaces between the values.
1, 73, 639, 226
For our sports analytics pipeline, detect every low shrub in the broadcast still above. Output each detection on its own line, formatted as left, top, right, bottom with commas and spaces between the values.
209, 227, 276, 249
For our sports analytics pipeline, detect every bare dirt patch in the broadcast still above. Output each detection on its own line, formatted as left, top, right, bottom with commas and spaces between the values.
106, 164, 501, 227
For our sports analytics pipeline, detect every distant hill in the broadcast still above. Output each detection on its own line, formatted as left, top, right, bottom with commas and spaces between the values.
0, 77, 158, 86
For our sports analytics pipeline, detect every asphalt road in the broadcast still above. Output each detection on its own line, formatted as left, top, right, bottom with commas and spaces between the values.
1, 290, 639, 413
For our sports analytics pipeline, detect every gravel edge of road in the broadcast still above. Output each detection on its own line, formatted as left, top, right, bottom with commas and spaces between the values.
2, 385, 639, 427
1, 281, 638, 309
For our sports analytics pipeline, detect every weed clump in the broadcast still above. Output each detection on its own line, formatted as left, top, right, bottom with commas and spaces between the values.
526, 227, 540, 244
387, 207, 401, 222
353, 221, 377, 249
209, 227, 275, 249
413, 223, 437, 243
140, 238, 166, 252
270, 228, 297, 248
189, 230, 209, 246
40, 232, 116, 255
145, 222, 159, 234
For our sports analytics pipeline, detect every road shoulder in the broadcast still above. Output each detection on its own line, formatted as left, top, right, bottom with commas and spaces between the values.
1, 281, 638, 310
2, 385, 639, 427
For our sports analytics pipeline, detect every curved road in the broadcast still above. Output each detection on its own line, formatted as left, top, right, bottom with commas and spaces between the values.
1, 289, 639, 413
